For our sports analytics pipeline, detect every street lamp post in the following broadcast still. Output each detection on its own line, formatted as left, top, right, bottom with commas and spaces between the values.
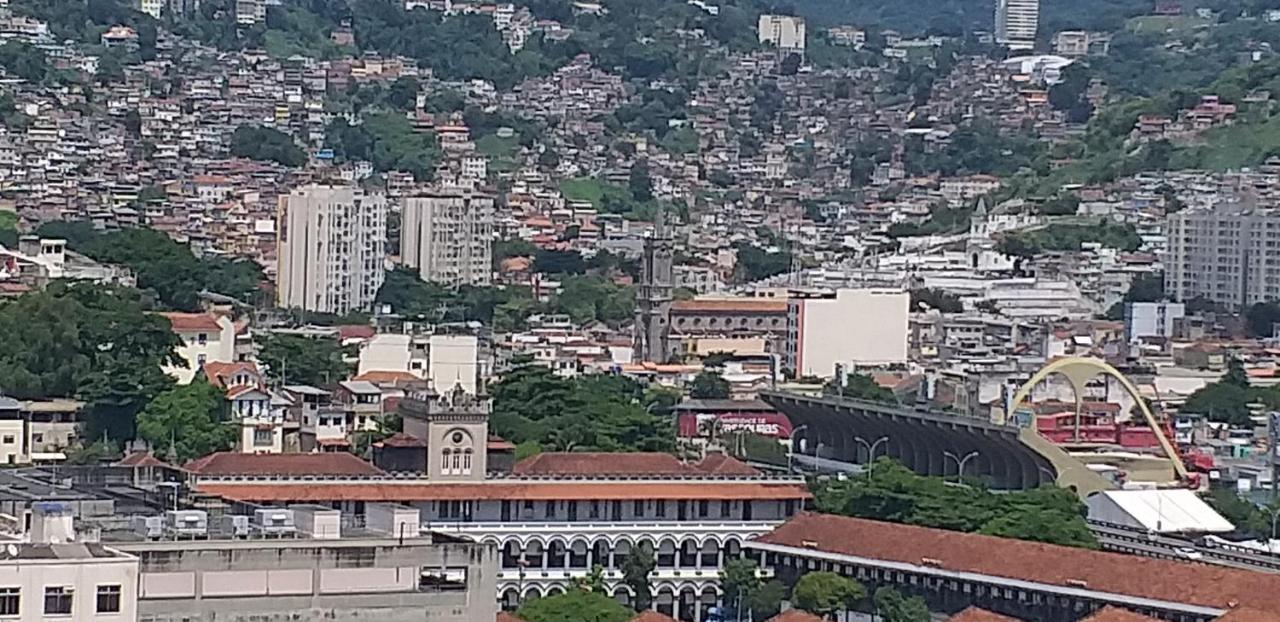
854, 435, 889, 477
787, 425, 809, 473
943, 450, 980, 483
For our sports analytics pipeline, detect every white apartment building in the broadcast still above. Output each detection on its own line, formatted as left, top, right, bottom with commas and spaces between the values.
400, 190, 494, 287
1164, 206, 1280, 309
277, 185, 388, 315
995, 0, 1038, 50
0, 504, 139, 622
357, 333, 481, 394
757, 14, 806, 52
134, 0, 163, 18
234, 0, 264, 24
784, 288, 909, 378
1125, 301, 1185, 344
160, 313, 238, 384
0, 396, 23, 466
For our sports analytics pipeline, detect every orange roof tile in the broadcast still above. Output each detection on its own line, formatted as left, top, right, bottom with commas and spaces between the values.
629, 613, 678, 622
496, 613, 523, 622
693, 453, 761, 475
514, 452, 697, 476
161, 312, 223, 332
353, 371, 422, 384
1216, 608, 1276, 622
196, 481, 812, 503
753, 513, 1280, 615
948, 608, 1019, 622
672, 299, 788, 314
185, 452, 383, 476
766, 611, 825, 622
1081, 608, 1160, 622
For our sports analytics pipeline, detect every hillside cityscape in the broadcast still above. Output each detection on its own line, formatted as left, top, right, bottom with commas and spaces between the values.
6, 0, 1280, 621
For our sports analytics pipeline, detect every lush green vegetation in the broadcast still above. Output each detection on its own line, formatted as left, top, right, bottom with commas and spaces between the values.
1178, 358, 1280, 426
825, 372, 899, 405
516, 589, 632, 622
230, 126, 307, 167
734, 243, 791, 283
720, 559, 786, 622
998, 221, 1142, 257
38, 224, 264, 311
0, 283, 182, 441
813, 458, 1098, 548
326, 112, 441, 180
0, 211, 17, 247
257, 333, 353, 386
792, 572, 866, 619
135, 379, 237, 462
489, 362, 673, 452
690, 370, 731, 399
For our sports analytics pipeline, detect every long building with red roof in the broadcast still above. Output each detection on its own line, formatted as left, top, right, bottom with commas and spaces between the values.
749, 513, 1280, 622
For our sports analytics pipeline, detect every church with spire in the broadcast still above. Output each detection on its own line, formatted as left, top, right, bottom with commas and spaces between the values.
634, 208, 674, 362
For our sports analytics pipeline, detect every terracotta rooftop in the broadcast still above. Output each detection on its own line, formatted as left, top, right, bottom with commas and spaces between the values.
1215, 609, 1276, 622
629, 612, 679, 622
693, 453, 761, 475
352, 370, 423, 384
197, 480, 811, 503
1081, 607, 1160, 622
115, 452, 170, 468
514, 452, 699, 476
496, 613, 523, 622
375, 432, 426, 448
671, 299, 788, 314
948, 608, 1019, 622
766, 610, 825, 622
184, 452, 384, 476
752, 513, 1280, 615
199, 361, 261, 389
161, 312, 223, 332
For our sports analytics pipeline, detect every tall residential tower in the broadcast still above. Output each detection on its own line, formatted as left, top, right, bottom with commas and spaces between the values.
995, 0, 1039, 50
400, 189, 495, 287
277, 184, 388, 315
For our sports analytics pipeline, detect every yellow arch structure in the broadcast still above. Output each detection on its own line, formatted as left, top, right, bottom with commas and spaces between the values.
1008, 356, 1189, 485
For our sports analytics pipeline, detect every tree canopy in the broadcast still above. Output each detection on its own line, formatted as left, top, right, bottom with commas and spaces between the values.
135, 379, 237, 462
0, 282, 181, 441
229, 125, 307, 167
515, 589, 632, 622
792, 572, 866, 619
489, 363, 673, 452
40, 223, 264, 311
257, 333, 352, 386
689, 370, 731, 399
812, 458, 1097, 548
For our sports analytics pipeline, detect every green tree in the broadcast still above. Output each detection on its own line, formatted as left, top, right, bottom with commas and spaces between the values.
257, 333, 352, 386
1223, 357, 1250, 388
909, 288, 963, 313
621, 541, 656, 612
385, 76, 420, 110
872, 587, 929, 622
690, 370, 731, 399
720, 558, 761, 616
229, 125, 307, 167
827, 373, 897, 405
1181, 382, 1252, 426
748, 580, 786, 621
1246, 302, 1280, 338
629, 160, 653, 202
136, 379, 236, 462
792, 572, 866, 619
516, 589, 632, 622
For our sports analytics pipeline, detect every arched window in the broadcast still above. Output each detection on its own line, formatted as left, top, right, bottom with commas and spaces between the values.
451, 451, 461, 472
463, 448, 474, 474
441, 449, 452, 473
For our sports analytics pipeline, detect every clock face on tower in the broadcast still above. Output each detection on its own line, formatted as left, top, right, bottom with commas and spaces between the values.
452, 431, 465, 444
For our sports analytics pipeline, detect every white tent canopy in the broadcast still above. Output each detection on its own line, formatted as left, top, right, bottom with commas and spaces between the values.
1085, 489, 1235, 534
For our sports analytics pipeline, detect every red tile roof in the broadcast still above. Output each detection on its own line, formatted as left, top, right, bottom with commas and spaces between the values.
197, 480, 811, 503
1215, 609, 1276, 622
338, 325, 376, 341
496, 613, 523, 622
375, 433, 426, 448
514, 452, 699, 476
948, 608, 1019, 622
672, 299, 788, 314
766, 611, 825, 622
184, 452, 384, 476
629, 613, 678, 622
200, 361, 261, 389
352, 371, 423, 384
693, 453, 761, 475
1081, 608, 1160, 622
753, 513, 1280, 615
161, 312, 223, 332
115, 452, 170, 468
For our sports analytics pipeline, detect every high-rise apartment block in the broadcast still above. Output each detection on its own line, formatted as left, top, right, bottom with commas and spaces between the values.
277, 185, 387, 315
1165, 206, 1280, 308
995, 0, 1038, 50
400, 189, 494, 287
757, 14, 806, 52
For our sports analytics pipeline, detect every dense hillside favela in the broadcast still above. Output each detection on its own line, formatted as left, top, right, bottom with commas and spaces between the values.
14, 0, 1280, 620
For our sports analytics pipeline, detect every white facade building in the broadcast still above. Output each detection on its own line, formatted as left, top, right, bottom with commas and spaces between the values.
995, 0, 1039, 50
1, 504, 139, 622
1125, 301, 1185, 344
757, 14, 806, 52
277, 185, 388, 315
400, 190, 494, 288
784, 288, 909, 378
357, 333, 481, 394
160, 313, 237, 384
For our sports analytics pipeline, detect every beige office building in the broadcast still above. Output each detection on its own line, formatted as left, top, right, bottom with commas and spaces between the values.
400, 190, 494, 287
277, 185, 387, 315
